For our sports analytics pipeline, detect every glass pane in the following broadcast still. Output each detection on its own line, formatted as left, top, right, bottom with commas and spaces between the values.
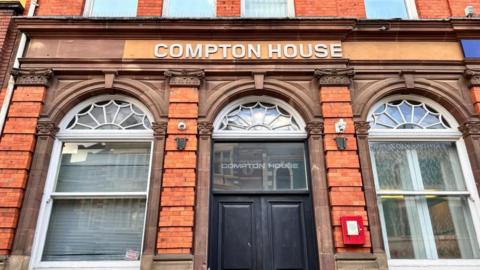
165, 0, 215, 17
370, 142, 466, 191
381, 196, 427, 259
55, 142, 151, 193
42, 199, 146, 261
244, 0, 289, 17
364, 0, 408, 19
369, 100, 451, 130
370, 142, 414, 191
220, 102, 300, 132
212, 142, 307, 191
416, 142, 466, 191
89, 0, 138, 17
427, 196, 480, 259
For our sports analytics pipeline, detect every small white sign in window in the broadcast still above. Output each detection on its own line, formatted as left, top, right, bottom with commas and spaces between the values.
125, 249, 139, 261
346, 221, 359, 236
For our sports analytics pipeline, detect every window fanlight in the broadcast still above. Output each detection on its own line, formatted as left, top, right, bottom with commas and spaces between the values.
368, 100, 451, 130
66, 100, 152, 131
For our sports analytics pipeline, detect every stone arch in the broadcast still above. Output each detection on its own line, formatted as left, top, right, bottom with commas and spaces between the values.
353, 77, 475, 124
43, 78, 167, 125
203, 78, 319, 124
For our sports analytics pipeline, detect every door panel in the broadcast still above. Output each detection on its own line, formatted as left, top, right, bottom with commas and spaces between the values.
211, 197, 260, 270
266, 201, 307, 270
210, 195, 317, 270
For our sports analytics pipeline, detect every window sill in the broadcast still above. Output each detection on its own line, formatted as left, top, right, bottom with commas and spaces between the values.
33, 261, 140, 270
388, 259, 480, 270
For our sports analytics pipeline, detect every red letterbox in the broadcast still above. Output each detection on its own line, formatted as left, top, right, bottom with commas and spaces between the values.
340, 216, 365, 245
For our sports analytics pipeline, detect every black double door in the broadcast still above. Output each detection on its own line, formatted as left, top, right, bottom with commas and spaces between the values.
209, 195, 318, 270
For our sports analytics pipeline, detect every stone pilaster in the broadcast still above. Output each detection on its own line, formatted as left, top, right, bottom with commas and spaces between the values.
157, 70, 203, 266
2, 69, 52, 270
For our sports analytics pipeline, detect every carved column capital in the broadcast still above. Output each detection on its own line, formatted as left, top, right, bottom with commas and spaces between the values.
465, 69, 480, 88
314, 67, 354, 86
11, 68, 53, 87
459, 120, 480, 137
164, 69, 205, 87
354, 121, 371, 137
36, 121, 59, 138
306, 121, 324, 137
198, 121, 213, 139
151, 122, 168, 138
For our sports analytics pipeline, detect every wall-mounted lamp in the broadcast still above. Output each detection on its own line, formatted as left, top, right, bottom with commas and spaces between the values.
335, 118, 347, 133
175, 137, 188, 150
177, 121, 187, 131
465, 6, 475, 17
335, 119, 347, 151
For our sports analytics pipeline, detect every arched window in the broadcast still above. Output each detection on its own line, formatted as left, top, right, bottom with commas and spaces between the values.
212, 96, 308, 191
369, 99, 450, 130
32, 95, 153, 269
367, 96, 480, 267
65, 99, 151, 130
214, 96, 306, 139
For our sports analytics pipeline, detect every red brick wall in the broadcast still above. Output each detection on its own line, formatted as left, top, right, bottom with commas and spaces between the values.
217, 0, 240, 16
157, 87, 198, 254
0, 86, 45, 255
338, 0, 366, 17
295, 0, 335, 16
35, 0, 84, 16
138, 0, 163, 16
448, 0, 480, 16
320, 86, 371, 253
16, 0, 480, 18
0, 8, 17, 89
0, 10, 12, 60
416, 0, 452, 18
295, 0, 366, 17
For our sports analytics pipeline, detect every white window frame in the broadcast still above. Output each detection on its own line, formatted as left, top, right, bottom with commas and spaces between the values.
83, 0, 138, 17
404, 0, 419, 19
241, 0, 295, 18
364, 0, 418, 19
213, 96, 307, 140
368, 95, 480, 270
29, 95, 154, 270
162, 0, 217, 17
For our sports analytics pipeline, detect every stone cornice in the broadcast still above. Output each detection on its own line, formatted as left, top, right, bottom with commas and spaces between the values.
459, 120, 480, 137
465, 69, 480, 88
314, 68, 354, 86
12, 17, 473, 41
36, 121, 59, 138
165, 70, 205, 87
11, 68, 53, 87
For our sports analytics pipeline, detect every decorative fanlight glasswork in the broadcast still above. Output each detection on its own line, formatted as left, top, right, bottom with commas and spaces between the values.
66, 100, 151, 130
218, 102, 300, 131
369, 100, 451, 130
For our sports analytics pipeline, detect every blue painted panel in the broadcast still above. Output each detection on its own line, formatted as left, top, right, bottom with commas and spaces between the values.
461, 40, 480, 58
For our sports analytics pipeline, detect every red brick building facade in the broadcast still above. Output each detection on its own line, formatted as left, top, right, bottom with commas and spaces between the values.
0, 1, 480, 270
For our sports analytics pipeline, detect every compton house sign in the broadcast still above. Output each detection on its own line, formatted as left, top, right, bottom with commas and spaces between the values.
152, 41, 343, 59
121, 40, 346, 60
